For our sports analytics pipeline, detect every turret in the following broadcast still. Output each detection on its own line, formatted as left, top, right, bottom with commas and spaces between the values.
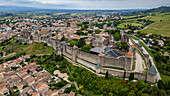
62, 41, 67, 52
99, 52, 105, 67
125, 50, 134, 71
131, 44, 136, 57
96, 63, 101, 74
72, 45, 78, 62
147, 65, 157, 83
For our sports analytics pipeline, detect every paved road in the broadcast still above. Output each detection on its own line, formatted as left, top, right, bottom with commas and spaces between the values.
132, 36, 161, 81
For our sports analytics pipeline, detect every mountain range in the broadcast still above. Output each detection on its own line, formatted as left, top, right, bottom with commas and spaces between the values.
0, 5, 146, 13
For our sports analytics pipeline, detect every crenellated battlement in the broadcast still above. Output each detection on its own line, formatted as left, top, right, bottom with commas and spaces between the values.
17, 32, 157, 84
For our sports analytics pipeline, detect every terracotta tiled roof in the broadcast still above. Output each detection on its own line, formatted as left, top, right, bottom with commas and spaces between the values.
71, 21, 76, 25
125, 50, 133, 58
99, 52, 105, 57
32, 91, 40, 96
132, 44, 135, 48
30, 62, 36, 66
73, 45, 78, 49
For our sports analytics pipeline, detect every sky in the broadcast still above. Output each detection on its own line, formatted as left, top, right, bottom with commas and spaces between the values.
0, 0, 170, 10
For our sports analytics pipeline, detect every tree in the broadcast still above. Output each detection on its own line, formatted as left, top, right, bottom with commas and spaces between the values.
61, 36, 65, 41
77, 38, 85, 48
95, 30, 100, 34
70, 41, 78, 47
115, 42, 122, 49
81, 27, 85, 30
114, 32, 121, 41
158, 80, 164, 89
68, 75, 75, 82
123, 70, 126, 80
88, 30, 93, 34
64, 87, 72, 93
105, 71, 109, 79
129, 72, 134, 81
81, 45, 91, 52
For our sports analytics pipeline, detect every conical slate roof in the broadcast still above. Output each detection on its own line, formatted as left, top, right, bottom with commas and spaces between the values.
62, 41, 67, 45
96, 63, 101, 68
148, 65, 157, 74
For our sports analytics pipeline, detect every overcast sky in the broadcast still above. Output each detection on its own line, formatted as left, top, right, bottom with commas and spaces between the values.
0, 0, 170, 9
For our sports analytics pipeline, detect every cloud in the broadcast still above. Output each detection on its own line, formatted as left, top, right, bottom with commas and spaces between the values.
0, 0, 169, 9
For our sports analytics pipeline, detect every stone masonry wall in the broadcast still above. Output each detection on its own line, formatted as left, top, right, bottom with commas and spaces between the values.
19, 35, 155, 83
102, 57, 125, 68
77, 57, 96, 70
77, 51, 98, 64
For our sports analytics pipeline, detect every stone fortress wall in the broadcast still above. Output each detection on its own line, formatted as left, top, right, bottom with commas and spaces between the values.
17, 32, 156, 83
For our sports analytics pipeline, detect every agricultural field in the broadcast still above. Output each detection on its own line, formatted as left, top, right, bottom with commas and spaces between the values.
142, 13, 170, 22
117, 22, 143, 29
120, 12, 170, 36
13, 42, 57, 55
141, 21, 170, 36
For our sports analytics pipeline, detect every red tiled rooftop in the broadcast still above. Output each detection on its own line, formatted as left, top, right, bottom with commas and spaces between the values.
125, 50, 133, 58
132, 44, 135, 48
32, 91, 40, 96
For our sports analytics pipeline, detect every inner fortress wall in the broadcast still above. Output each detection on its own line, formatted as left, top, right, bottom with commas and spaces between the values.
102, 57, 125, 68
77, 51, 98, 64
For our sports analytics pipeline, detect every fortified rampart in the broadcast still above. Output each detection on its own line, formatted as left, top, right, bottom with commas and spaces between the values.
129, 37, 150, 68
17, 32, 157, 84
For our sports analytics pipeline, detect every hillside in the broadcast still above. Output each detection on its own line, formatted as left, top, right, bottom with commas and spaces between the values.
143, 6, 170, 13
141, 21, 170, 36
13, 43, 57, 55
141, 13, 170, 36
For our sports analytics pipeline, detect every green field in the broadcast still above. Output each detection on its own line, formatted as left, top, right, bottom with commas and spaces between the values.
142, 13, 170, 22
141, 21, 170, 36
117, 22, 143, 29
140, 13, 170, 36
13, 43, 57, 55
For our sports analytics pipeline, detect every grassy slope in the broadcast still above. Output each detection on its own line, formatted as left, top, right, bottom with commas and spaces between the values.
141, 21, 170, 36
13, 42, 57, 55
0, 37, 17, 52
141, 13, 170, 36
120, 13, 170, 36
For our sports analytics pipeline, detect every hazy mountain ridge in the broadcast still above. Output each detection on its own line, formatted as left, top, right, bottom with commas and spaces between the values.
0, 5, 146, 12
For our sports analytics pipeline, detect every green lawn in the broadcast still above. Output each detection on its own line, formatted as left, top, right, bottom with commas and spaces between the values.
13, 43, 57, 55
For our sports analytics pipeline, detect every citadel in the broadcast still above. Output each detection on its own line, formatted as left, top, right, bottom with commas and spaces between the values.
17, 27, 157, 84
